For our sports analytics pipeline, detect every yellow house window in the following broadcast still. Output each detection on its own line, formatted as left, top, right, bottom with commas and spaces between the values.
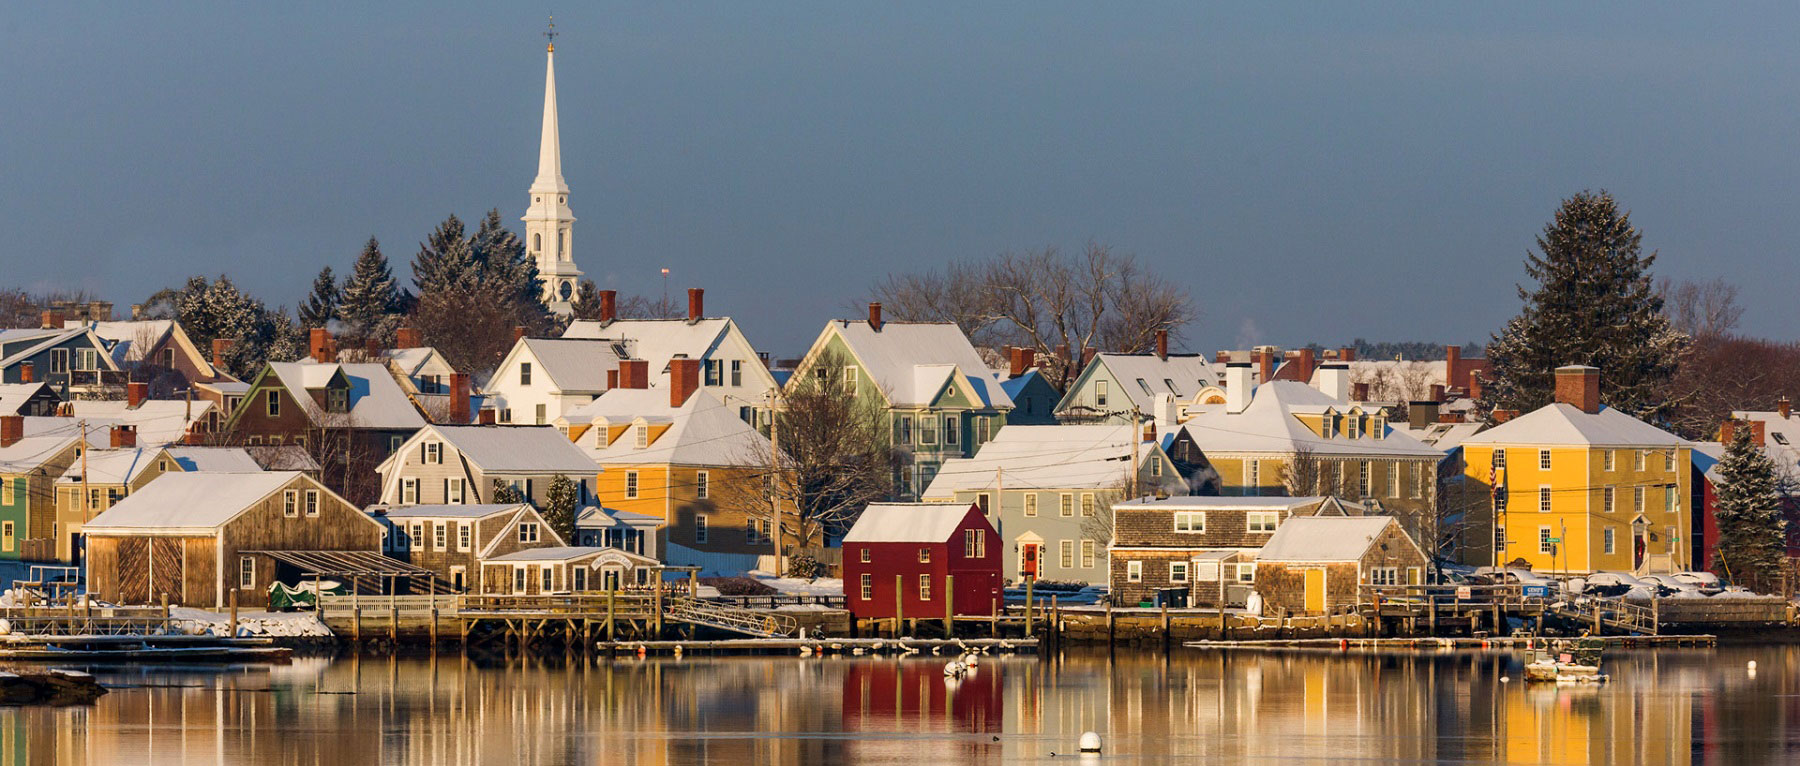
1603, 450, 1615, 471
1538, 449, 1551, 470
1603, 487, 1615, 513
1, 521, 12, 551
1538, 486, 1551, 512
1635, 450, 1647, 471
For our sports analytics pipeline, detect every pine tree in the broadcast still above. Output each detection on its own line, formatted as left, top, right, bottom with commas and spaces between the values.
1712, 427, 1789, 591
160, 275, 299, 379
412, 214, 471, 294
1482, 190, 1687, 421
299, 266, 338, 328
570, 279, 603, 321
542, 474, 579, 543
339, 236, 403, 346
472, 208, 553, 332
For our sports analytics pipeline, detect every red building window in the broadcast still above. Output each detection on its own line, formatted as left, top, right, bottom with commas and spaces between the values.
918, 547, 931, 563
860, 573, 873, 600
918, 574, 932, 601
860, 547, 871, 563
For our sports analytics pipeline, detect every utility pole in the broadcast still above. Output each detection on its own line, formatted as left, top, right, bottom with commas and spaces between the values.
1129, 406, 1141, 500
767, 389, 781, 576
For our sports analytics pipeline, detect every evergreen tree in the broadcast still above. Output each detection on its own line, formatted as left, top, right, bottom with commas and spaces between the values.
491, 479, 524, 505
299, 266, 338, 328
472, 208, 553, 332
1712, 427, 1789, 591
1482, 191, 1687, 421
542, 474, 579, 543
570, 279, 604, 321
158, 275, 299, 379
412, 214, 471, 294
339, 236, 403, 346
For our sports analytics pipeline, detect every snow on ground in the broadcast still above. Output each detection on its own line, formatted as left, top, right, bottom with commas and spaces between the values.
749, 572, 844, 596
169, 607, 333, 638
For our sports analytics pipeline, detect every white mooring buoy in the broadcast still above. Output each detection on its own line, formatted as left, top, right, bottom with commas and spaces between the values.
1078, 732, 1102, 753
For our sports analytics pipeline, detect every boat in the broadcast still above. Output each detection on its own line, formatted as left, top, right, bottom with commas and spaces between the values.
1522, 638, 1607, 683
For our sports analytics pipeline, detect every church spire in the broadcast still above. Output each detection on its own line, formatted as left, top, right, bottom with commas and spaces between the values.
532, 18, 567, 196
523, 16, 581, 315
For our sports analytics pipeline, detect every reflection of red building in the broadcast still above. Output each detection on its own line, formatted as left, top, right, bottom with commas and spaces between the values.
841, 502, 1004, 620
842, 660, 1003, 734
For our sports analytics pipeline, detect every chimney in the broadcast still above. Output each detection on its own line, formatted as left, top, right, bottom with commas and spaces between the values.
110, 424, 137, 449
1155, 329, 1169, 360
1294, 348, 1316, 385
1214, 350, 1231, 365
127, 381, 148, 409
1428, 384, 1446, 402
1445, 345, 1462, 390
599, 290, 617, 324
687, 288, 704, 322
1338, 346, 1356, 363
1554, 365, 1601, 415
1351, 381, 1370, 402
1781, 396, 1792, 420
669, 358, 701, 406
18, 362, 32, 384
606, 369, 620, 389
449, 372, 471, 424
1721, 419, 1767, 448
1225, 362, 1254, 415
1408, 401, 1440, 430
867, 302, 883, 331
308, 328, 334, 364
211, 338, 233, 370
617, 359, 649, 389
1492, 409, 1519, 424
395, 327, 421, 349
1080, 346, 1097, 373
478, 408, 497, 425
1055, 344, 1071, 367
1468, 371, 1484, 402
0, 415, 20, 448
1154, 392, 1181, 426
512, 326, 526, 346
1255, 349, 1273, 384
1015, 347, 1036, 378
39, 310, 64, 330
1317, 362, 1350, 402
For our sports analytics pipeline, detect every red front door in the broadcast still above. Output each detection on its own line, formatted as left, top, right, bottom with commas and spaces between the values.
1022, 544, 1040, 579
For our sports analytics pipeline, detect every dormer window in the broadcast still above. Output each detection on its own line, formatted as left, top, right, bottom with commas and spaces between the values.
1372, 416, 1385, 439
327, 387, 348, 413
1347, 416, 1360, 440
1320, 413, 1334, 439
1137, 378, 1153, 397
635, 424, 649, 449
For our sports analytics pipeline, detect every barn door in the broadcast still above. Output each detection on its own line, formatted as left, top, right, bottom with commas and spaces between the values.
117, 538, 150, 604
150, 539, 184, 604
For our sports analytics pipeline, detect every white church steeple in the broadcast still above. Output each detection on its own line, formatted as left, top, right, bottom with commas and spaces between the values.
523, 19, 581, 315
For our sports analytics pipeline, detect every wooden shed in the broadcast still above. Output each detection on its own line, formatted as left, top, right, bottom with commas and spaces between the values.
478, 546, 662, 595
1253, 515, 1426, 615
82, 471, 385, 608
840, 502, 1003, 620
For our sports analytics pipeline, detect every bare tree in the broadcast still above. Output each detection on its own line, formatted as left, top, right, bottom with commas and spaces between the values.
1658, 276, 1744, 339
618, 292, 684, 320
862, 260, 1000, 345
1665, 334, 1800, 440
1281, 445, 1324, 498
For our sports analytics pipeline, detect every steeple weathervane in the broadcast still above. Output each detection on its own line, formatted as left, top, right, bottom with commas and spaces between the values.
545, 15, 557, 52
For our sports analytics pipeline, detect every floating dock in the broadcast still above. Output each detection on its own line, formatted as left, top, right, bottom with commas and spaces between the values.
1185, 634, 1715, 652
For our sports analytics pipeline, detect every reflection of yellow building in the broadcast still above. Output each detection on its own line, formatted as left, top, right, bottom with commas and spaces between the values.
1461, 366, 1690, 574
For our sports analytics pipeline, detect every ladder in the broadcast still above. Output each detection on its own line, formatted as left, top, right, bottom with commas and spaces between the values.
663, 597, 797, 638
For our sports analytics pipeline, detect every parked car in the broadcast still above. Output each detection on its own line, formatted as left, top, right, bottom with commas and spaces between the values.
1584, 571, 1652, 598
1641, 574, 1706, 597
1671, 571, 1724, 594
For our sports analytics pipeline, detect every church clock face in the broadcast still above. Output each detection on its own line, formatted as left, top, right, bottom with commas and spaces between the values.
559, 280, 574, 300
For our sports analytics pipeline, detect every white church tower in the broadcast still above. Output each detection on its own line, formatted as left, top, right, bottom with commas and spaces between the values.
523, 22, 581, 314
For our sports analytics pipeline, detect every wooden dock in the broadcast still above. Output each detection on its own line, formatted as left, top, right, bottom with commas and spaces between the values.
1185, 634, 1716, 652
594, 637, 1037, 655
316, 592, 821, 648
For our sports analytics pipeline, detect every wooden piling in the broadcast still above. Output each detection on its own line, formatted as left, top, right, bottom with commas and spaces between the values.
893, 575, 904, 638
352, 590, 361, 642
390, 595, 399, 642
944, 575, 955, 637
429, 605, 439, 646
1427, 595, 1436, 635
1161, 603, 1170, 651
228, 589, 238, 637
1024, 578, 1034, 638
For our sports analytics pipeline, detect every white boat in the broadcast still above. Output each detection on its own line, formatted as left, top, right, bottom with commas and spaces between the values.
1522, 645, 1607, 683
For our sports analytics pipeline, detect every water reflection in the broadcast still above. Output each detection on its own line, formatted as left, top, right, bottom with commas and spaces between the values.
0, 646, 1796, 765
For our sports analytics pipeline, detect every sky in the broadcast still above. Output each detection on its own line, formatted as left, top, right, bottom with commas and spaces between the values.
4, 2, 1798, 357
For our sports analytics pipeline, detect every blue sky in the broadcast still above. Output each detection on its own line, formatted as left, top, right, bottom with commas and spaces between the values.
3, 2, 1797, 355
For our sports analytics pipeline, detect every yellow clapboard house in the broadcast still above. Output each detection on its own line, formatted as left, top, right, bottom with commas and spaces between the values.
1460, 366, 1690, 574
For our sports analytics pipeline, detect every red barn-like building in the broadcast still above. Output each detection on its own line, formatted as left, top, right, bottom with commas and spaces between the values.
841, 502, 1003, 620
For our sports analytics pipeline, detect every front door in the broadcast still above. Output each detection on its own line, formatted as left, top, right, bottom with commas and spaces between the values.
1632, 518, 1649, 570
1303, 568, 1327, 614
1021, 544, 1040, 580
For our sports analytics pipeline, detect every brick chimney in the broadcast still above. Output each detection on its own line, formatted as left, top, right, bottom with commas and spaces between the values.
39, 310, 64, 330
1293, 348, 1316, 384
606, 369, 619, 389
0, 415, 20, 448
1338, 346, 1356, 363
110, 424, 137, 449
1351, 382, 1370, 402
1429, 384, 1445, 402
395, 327, 421, 349
449, 372, 471, 424
1554, 365, 1601, 414
1256, 349, 1274, 384
617, 359, 649, 389
1080, 346, 1097, 372
127, 381, 148, 409
1445, 345, 1462, 391
1721, 418, 1767, 447
670, 358, 701, 406
1780, 396, 1792, 420
868, 302, 883, 331
1215, 350, 1231, 365
1155, 329, 1168, 360
211, 338, 233, 370
308, 328, 334, 364
1009, 347, 1035, 378
687, 288, 704, 322
1492, 409, 1519, 424
478, 408, 496, 425
18, 362, 32, 384
512, 326, 526, 346
1468, 370, 1484, 402
1055, 344, 1071, 366
599, 290, 617, 324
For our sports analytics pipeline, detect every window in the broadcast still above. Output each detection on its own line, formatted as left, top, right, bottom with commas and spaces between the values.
919, 574, 932, 601
514, 567, 527, 592
433, 523, 447, 550
1248, 512, 1279, 533
977, 418, 992, 443
1236, 563, 1256, 583
1169, 561, 1189, 583
899, 416, 913, 444
533, 404, 546, 425
1174, 511, 1205, 533
624, 471, 639, 499
401, 479, 418, 505
1412, 466, 1426, 499
1539, 526, 1554, 554
533, 232, 541, 252
1136, 378, 1153, 397
1603, 527, 1616, 554
860, 574, 873, 600
1347, 416, 1360, 440
1665, 487, 1677, 513
695, 515, 708, 544
541, 567, 553, 592
1080, 493, 1096, 517
1, 521, 12, 552
50, 348, 68, 374
920, 416, 937, 445
283, 490, 298, 518
1370, 567, 1398, 586
1059, 493, 1073, 517
0, 479, 11, 506
422, 442, 441, 464
963, 528, 986, 558
730, 360, 742, 387
520, 362, 532, 386
1388, 462, 1400, 497
860, 547, 872, 563
1095, 380, 1109, 407
1495, 528, 1506, 554
410, 523, 424, 549
918, 547, 931, 563
447, 478, 465, 504
458, 523, 471, 551
944, 417, 959, 447
1539, 486, 1551, 513
265, 390, 280, 417
1320, 414, 1334, 439
1493, 449, 1507, 469
747, 518, 765, 545
1373, 416, 1386, 439
1246, 459, 1259, 495
696, 471, 709, 499
1080, 539, 1096, 568
1127, 560, 1142, 583
705, 359, 723, 386
1151, 459, 1162, 478
239, 557, 255, 589
1060, 540, 1074, 569
1603, 450, 1615, 471
975, 493, 990, 514
1665, 451, 1677, 470
1539, 449, 1552, 470
1024, 494, 1038, 517
518, 523, 540, 543
1636, 450, 1647, 471
1603, 487, 1615, 514
76, 348, 99, 371
327, 387, 348, 413
843, 366, 858, 395
304, 490, 320, 517
1633, 486, 1645, 512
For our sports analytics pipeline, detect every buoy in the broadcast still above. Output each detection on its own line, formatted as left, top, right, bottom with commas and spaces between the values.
673, 646, 683, 659
964, 652, 980, 667
1339, 638, 1348, 651
1078, 732, 1102, 753
944, 661, 964, 677
1500, 676, 1510, 683
799, 646, 813, 657
1748, 660, 1758, 670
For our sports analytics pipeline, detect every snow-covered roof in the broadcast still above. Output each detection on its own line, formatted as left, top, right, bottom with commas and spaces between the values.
518, 337, 616, 393
377, 347, 449, 379
564, 389, 769, 467
379, 503, 524, 519
922, 424, 1160, 495
15, 416, 108, 444
268, 361, 426, 430
1393, 421, 1486, 452
68, 399, 216, 447
823, 321, 1013, 409
244, 445, 321, 472
842, 502, 979, 543
1726, 410, 1800, 477
84, 471, 300, 532
56, 447, 167, 485
164, 446, 263, 473
577, 505, 662, 528
1091, 353, 1218, 411
562, 318, 756, 389
1462, 403, 1686, 448
1179, 382, 1443, 457
1256, 516, 1402, 561
0, 433, 83, 473
428, 425, 598, 474
0, 383, 53, 416
1114, 495, 1328, 511
65, 320, 174, 367
0, 327, 111, 371
484, 545, 654, 564
998, 369, 1048, 400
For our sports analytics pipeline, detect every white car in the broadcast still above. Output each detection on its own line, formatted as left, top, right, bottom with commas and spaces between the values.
1641, 574, 1705, 597
1585, 571, 1647, 589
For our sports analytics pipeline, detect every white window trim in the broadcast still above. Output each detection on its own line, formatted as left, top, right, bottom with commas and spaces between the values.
1126, 560, 1142, 583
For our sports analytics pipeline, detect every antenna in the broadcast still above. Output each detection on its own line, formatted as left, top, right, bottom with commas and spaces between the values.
545, 15, 558, 52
